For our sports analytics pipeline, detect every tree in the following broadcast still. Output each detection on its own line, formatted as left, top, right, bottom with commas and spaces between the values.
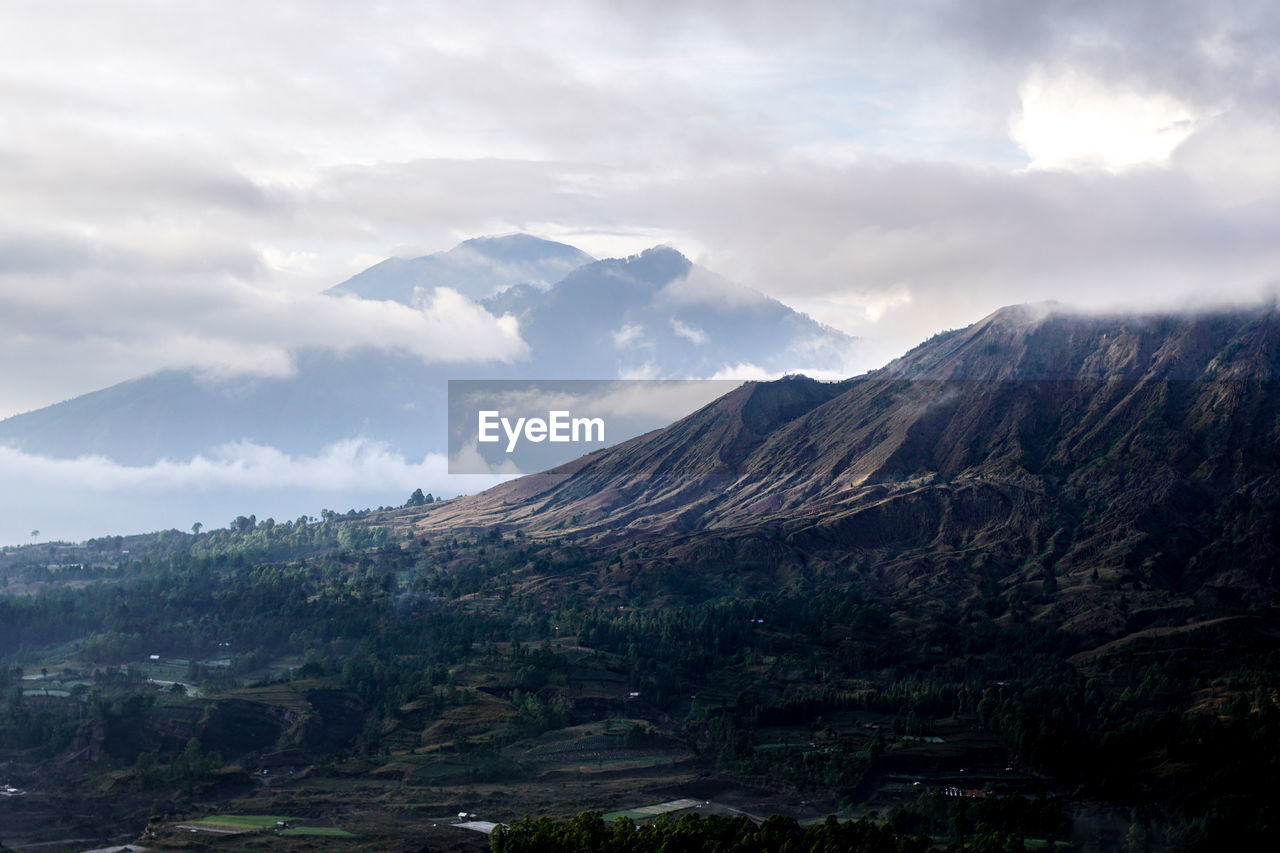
29, 529, 38, 542
405, 488, 426, 507
191, 522, 203, 536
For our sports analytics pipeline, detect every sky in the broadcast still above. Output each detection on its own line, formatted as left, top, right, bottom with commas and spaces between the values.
3, 0, 1280, 417
2, 1, 1280, 541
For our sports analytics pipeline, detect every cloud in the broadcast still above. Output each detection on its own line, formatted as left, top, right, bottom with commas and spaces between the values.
448, 440, 524, 476
612, 323, 645, 348
637, 155, 1280, 357
3, 0, 1280, 421
708, 362, 852, 382
1012, 66, 1200, 171
0, 272, 529, 415
1171, 111, 1280, 207
657, 265, 770, 308
923, 1, 1280, 113
0, 438, 517, 544
709, 363, 773, 381
618, 362, 660, 380
670, 319, 709, 345
0, 440, 442, 493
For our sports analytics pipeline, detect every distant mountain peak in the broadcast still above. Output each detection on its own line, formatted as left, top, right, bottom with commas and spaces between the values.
595, 244, 693, 284
327, 233, 595, 304
455, 233, 592, 264
633, 244, 688, 261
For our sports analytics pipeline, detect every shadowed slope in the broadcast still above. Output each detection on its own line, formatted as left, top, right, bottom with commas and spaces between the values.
419, 304, 1280, 627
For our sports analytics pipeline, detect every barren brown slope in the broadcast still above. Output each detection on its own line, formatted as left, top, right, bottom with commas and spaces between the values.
422, 374, 849, 540
415, 304, 1280, 625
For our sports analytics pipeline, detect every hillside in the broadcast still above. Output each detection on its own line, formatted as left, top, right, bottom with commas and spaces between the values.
421, 304, 1280, 634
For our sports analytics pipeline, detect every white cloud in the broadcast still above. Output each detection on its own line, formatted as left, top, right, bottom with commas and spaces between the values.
612, 322, 645, 348
670, 318, 709, 345
657, 265, 769, 307
0, 439, 517, 544
448, 440, 524, 476
1172, 111, 1280, 207
1011, 67, 1200, 171
802, 284, 913, 325
709, 362, 774, 380
0, 440, 446, 493
0, 275, 529, 416
708, 362, 852, 382
618, 362, 660, 380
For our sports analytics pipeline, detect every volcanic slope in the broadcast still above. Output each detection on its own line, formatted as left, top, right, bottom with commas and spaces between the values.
420, 304, 1280, 631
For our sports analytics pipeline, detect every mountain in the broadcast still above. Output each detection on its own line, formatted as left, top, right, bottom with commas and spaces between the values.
0, 234, 600, 465
327, 233, 594, 303
0, 240, 852, 464
0, 235, 856, 542
484, 246, 853, 378
0, 350, 453, 464
417, 303, 1280, 634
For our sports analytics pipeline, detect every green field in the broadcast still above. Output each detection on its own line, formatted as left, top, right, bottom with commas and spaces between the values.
601, 809, 661, 821
191, 814, 301, 828
279, 826, 357, 837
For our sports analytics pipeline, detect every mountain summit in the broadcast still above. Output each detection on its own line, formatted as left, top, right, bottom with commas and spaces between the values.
326, 233, 594, 303
486, 246, 852, 378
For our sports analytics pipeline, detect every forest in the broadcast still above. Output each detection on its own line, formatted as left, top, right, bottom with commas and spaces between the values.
1, 504, 1277, 852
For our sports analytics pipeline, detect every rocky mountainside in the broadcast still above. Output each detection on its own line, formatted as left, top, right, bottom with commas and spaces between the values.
419, 304, 1280, 635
